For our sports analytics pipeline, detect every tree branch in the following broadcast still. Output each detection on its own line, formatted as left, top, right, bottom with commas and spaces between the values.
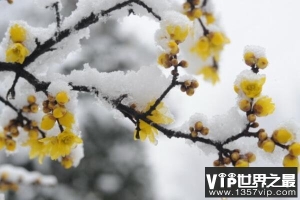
0, 95, 46, 138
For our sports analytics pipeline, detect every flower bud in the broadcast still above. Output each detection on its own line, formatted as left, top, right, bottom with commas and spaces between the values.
235, 159, 249, 167
239, 99, 251, 112
288, 143, 300, 157
261, 139, 275, 153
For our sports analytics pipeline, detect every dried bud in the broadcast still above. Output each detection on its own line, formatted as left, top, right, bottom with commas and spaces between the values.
257, 140, 263, 148
171, 59, 178, 66
9, 125, 18, 134
186, 88, 195, 96
191, 80, 199, 88
48, 95, 55, 102
23, 124, 31, 132
191, 131, 198, 138
48, 102, 56, 110
245, 152, 256, 163
130, 104, 137, 110
180, 85, 187, 92
233, 149, 240, 153
200, 127, 209, 135
30, 121, 38, 127
184, 80, 191, 87
223, 157, 231, 165
238, 99, 251, 112
11, 130, 19, 137
42, 100, 49, 108
179, 60, 188, 68
192, 0, 200, 5
231, 152, 240, 161
258, 131, 268, 141
30, 104, 39, 113
189, 127, 194, 132
213, 160, 220, 167
251, 122, 259, 128
247, 114, 256, 123
194, 121, 203, 131
43, 107, 51, 113
183, 2, 191, 11
22, 106, 30, 113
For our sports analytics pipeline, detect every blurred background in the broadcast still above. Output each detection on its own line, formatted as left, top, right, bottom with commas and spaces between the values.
1, 0, 300, 200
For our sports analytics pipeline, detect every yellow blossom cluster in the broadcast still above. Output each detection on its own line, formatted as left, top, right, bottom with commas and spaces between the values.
21, 92, 81, 168
6, 24, 29, 64
180, 0, 228, 85
190, 32, 230, 61
198, 66, 219, 85
41, 92, 74, 130
244, 51, 268, 69
157, 23, 189, 69
183, 0, 215, 24
257, 125, 300, 169
236, 52, 275, 121
183, 0, 202, 21
134, 100, 173, 143
271, 128, 300, 168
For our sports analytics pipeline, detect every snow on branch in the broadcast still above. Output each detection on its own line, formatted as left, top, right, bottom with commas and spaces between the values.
0, 0, 299, 195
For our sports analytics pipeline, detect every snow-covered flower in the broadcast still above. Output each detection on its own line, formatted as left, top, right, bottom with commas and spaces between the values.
6, 43, 29, 64
134, 101, 173, 143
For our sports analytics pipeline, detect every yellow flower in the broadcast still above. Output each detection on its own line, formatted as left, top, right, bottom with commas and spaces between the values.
253, 96, 275, 117
157, 53, 170, 68
234, 85, 240, 94
289, 143, 300, 157
61, 156, 73, 169
53, 106, 67, 119
261, 139, 275, 153
198, 66, 219, 85
204, 13, 215, 24
134, 101, 173, 143
283, 154, 299, 168
244, 52, 256, 66
39, 129, 82, 160
166, 25, 189, 43
272, 128, 293, 144
240, 77, 266, 98
56, 92, 69, 105
6, 43, 29, 64
58, 111, 75, 128
256, 57, 268, 69
10, 24, 26, 43
190, 32, 229, 61
41, 114, 56, 130
168, 40, 179, 55
5, 138, 16, 151
211, 32, 225, 46
209, 32, 230, 61
190, 36, 210, 60
23, 138, 47, 164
